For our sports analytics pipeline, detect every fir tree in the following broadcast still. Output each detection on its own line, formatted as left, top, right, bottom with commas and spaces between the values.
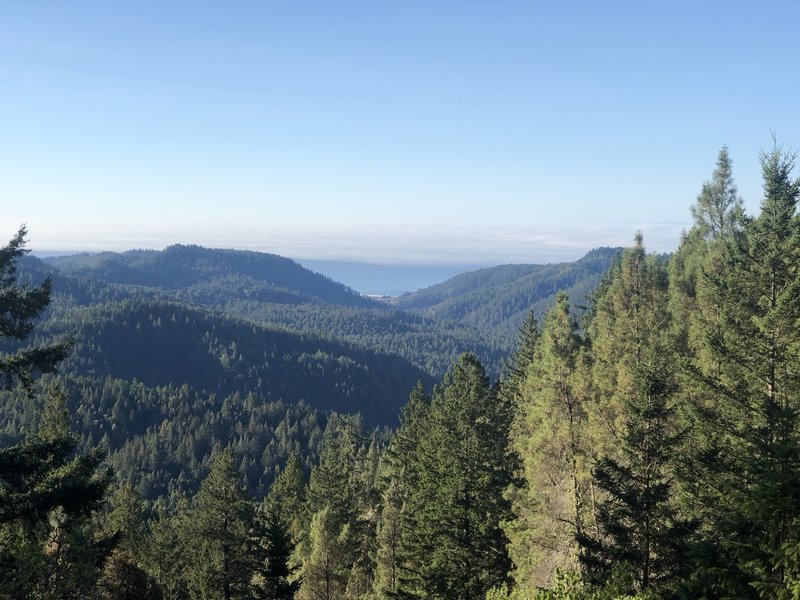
679, 143, 800, 596
0, 225, 73, 391
580, 237, 692, 596
506, 292, 591, 592
297, 414, 364, 600
257, 502, 300, 599
374, 382, 430, 598
396, 354, 514, 599
185, 449, 255, 600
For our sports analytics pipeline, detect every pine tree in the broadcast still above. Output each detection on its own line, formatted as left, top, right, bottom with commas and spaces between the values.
0, 225, 73, 390
579, 237, 692, 596
679, 143, 800, 596
506, 292, 591, 592
396, 354, 514, 599
185, 449, 255, 600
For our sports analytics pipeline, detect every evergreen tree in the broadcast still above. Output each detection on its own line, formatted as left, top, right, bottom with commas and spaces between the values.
499, 309, 540, 408
264, 453, 307, 542
678, 143, 800, 596
301, 506, 352, 600
140, 501, 189, 600
297, 414, 364, 600
185, 449, 255, 600
0, 225, 73, 390
579, 237, 692, 596
95, 548, 160, 600
374, 382, 430, 598
396, 354, 514, 599
256, 502, 300, 599
690, 145, 745, 240
104, 483, 148, 557
506, 292, 591, 592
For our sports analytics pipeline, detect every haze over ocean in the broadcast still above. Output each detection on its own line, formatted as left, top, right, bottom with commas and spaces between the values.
299, 260, 488, 297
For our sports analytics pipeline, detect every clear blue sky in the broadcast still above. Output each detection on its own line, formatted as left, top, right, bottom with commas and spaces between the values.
2, 1, 799, 263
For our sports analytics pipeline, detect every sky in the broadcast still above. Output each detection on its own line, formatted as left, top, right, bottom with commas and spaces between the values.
2, 1, 800, 264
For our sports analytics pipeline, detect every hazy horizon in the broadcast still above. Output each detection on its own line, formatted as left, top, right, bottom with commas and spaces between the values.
20, 220, 683, 267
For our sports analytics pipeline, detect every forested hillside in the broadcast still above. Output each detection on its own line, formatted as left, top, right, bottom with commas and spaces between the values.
26, 298, 428, 424
394, 247, 619, 340
31, 244, 613, 380
45, 244, 377, 308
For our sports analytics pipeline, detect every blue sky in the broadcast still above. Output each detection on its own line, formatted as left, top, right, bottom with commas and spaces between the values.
2, 1, 799, 263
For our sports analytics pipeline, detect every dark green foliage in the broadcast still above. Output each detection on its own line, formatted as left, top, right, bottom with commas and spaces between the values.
497, 308, 539, 408
374, 382, 430, 598
23, 298, 431, 425
39, 245, 508, 379
256, 503, 300, 599
0, 228, 113, 597
395, 247, 620, 342
95, 548, 161, 600
0, 226, 72, 390
579, 356, 693, 596
45, 244, 377, 308
677, 144, 800, 597
184, 449, 255, 600
298, 414, 378, 600
395, 355, 515, 599
140, 506, 188, 600
577, 237, 692, 597
1, 375, 327, 500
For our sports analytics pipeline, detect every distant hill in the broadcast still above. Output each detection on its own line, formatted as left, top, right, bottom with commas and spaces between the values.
394, 247, 621, 340
36, 247, 508, 378
28, 245, 619, 385
44, 244, 377, 308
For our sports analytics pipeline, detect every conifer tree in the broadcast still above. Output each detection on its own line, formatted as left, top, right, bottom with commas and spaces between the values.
396, 354, 514, 599
298, 414, 364, 600
0, 225, 73, 390
301, 506, 352, 600
679, 143, 800, 596
257, 502, 300, 599
374, 382, 430, 598
580, 237, 691, 596
506, 292, 591, 592
141, 502, 189, 600
185, 449, 255, 600
264, 452, 307, 542
499, 309, 540, 408
104, 483, 147, 557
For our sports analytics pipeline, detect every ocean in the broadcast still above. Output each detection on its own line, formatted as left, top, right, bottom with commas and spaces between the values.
298, 260, 487, 297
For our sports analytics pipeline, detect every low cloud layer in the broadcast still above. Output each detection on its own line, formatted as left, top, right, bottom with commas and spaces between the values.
8, 218, 689, 265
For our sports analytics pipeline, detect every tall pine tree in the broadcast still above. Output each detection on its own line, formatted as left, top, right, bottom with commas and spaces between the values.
185, 449, 255, 600
679, 143, 800, 597
396, 354, 514, 599
506, 292, 592, 592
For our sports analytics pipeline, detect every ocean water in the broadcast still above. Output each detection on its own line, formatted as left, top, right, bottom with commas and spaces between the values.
298, 260, 487, 297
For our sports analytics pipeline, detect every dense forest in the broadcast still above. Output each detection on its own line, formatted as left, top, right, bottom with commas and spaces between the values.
34, 243, 617, 379
3, 143, 800, 599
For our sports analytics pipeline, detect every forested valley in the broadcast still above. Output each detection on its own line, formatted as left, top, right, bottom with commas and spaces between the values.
3, 144, 800, 599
